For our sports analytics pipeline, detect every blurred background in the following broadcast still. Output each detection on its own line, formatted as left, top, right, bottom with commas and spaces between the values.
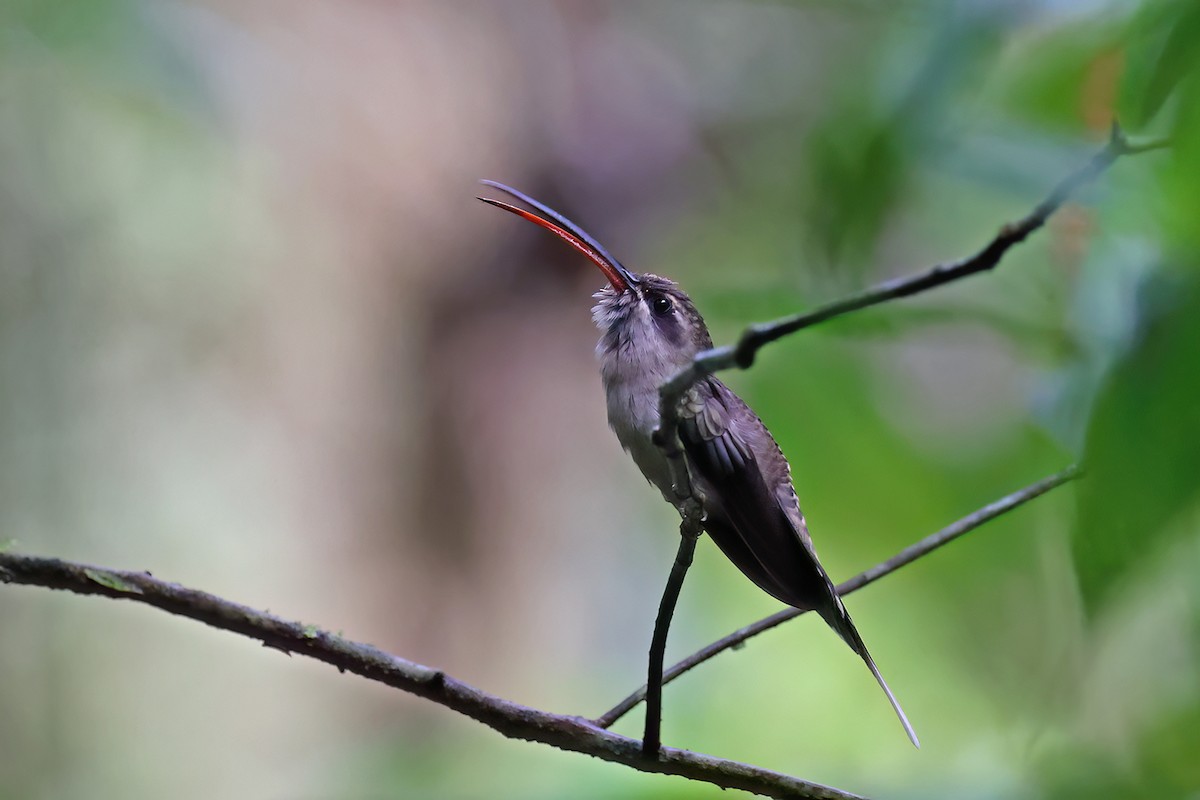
1, 1, 1197, 798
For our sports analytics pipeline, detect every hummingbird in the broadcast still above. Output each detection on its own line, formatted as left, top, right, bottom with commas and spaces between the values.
479, 180, 919, 748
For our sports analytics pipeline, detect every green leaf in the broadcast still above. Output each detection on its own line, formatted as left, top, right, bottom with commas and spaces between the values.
0, 539, 16, 553
84, 567, 144, 595
1136, 2, 1200, 126
1072, 271, 1200, 613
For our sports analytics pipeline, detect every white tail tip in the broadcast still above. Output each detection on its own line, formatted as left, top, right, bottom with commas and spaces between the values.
866, 657, 920, 748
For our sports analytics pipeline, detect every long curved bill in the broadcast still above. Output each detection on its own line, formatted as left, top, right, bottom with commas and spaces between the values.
478, 180, 638, 292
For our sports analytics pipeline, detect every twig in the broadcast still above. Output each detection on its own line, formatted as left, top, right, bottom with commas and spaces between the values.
0, 552, 865, 800
595, 465, 1081, 729
643, 505, 704, 757
655, 125, 1169, 431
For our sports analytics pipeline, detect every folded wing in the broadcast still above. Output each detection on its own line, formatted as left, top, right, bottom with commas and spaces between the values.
678, 377, 920, 748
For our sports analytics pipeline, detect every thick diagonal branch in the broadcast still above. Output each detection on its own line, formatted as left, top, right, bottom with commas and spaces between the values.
596, 465, 1080, 729
0, 552, 864, 800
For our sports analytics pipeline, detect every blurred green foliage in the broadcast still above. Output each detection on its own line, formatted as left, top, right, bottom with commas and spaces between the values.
1128, 1, 1200, 127
1075, 272, 1200, 614
1, 1, 1198, 799
660, 2, 1198, 798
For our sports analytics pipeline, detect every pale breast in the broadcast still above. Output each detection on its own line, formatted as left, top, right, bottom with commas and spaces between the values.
604, 376, 678, 504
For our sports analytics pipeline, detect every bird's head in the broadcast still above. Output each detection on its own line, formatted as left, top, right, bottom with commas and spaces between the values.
478, 181, 712, 383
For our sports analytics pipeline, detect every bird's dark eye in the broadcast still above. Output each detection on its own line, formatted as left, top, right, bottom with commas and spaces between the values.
651, 296, 673, 316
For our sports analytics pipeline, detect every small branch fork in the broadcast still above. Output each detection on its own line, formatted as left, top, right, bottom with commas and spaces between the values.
635, 124, 1164, 756
0, 128, 1163, 800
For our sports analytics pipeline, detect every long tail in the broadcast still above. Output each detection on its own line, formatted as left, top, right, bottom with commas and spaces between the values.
819, 601, 920, 749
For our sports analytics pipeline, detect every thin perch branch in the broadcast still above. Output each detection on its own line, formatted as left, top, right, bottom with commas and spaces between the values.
0, 552, 865, 800
595, 465, 1081, 729
643, 507, 704, 757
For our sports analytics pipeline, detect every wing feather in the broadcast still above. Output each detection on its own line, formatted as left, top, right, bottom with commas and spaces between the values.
678, 379, 831, 610
679, 378, 920, 747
